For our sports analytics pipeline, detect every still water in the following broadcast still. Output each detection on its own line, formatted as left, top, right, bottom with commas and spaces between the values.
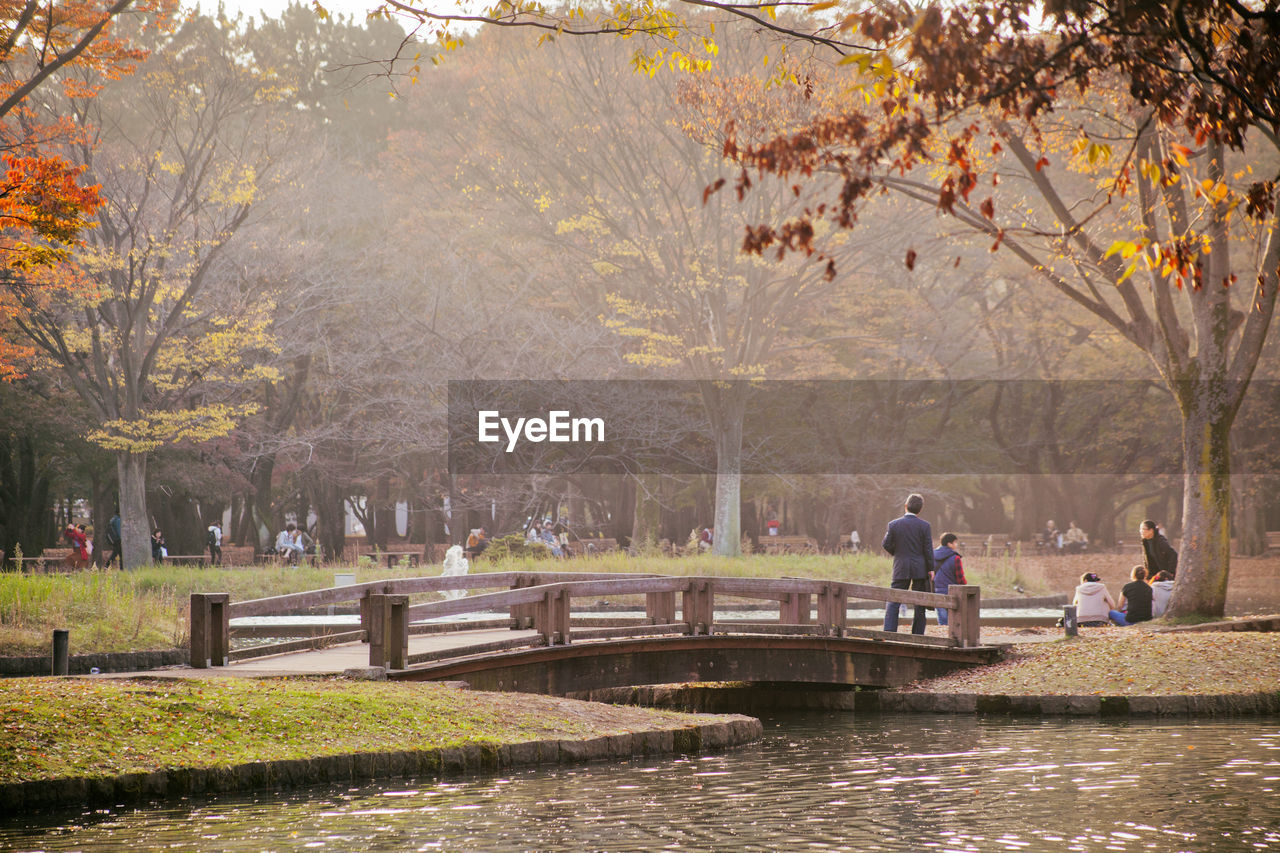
4, 713, 1278, 852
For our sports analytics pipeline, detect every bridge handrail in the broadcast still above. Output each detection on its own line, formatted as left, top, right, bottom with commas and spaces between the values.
192, 572, 982, 671
401, 576, 956, 623
227, 571, 661, 618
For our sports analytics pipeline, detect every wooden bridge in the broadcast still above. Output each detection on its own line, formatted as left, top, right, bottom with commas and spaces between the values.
190, 572, 1000, 693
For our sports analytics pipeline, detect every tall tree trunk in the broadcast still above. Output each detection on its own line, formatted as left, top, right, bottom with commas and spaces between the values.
1166, 392, 1233, 617
630, 473, 663, 548
711, 416, 743, 557
116, 451, 149, 569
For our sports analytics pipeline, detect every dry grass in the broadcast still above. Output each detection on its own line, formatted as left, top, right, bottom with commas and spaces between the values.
898, 630, 1280, 696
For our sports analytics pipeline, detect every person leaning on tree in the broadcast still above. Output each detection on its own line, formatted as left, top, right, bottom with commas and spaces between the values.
882, 493, 935, 635
1140, 520, 1178, 579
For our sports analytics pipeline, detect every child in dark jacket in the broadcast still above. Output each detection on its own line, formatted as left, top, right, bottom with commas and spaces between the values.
932, 533, 967, 626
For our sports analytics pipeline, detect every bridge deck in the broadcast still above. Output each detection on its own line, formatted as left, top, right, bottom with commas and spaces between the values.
171, 624, 1045, 680
221, 628, 541, 677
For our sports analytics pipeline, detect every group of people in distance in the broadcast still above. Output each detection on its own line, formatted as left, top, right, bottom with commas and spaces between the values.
1041, 519, 1089, 553
1071, 520, 1179, 627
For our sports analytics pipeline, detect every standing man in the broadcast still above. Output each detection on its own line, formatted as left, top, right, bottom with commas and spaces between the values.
1140, 520, 1178, 579
207, 520, 222, 566
882, 493, 935, 635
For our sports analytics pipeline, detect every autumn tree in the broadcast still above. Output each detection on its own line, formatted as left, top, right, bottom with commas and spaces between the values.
0, 0, 175, 377
714, 2, 1280, 616
10, 12, 295, 568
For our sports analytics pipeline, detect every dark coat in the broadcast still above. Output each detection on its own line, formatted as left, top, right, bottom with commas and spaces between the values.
883, 513, 935, 580
931, 545, 965, 594
1142, 533, 1178, 578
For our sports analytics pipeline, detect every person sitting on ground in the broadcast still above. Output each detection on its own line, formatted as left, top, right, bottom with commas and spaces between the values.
274, 522, 304, 564
1072, 571, 1127, 626
1150, 570, 1176, 618
1064, 521, 1089, 554
931, 532, 967, 627
464, 527, 488, 559
1118, 565, 1154, 625
539, 522, 563, 558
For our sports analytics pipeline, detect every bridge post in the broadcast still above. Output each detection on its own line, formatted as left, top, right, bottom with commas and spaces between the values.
368, 593, 409, 669
190, 593, 230, 669
535, 585, 570, 644
818, 585, 847, 636
948, 585, 981, 647
682, 580, 714, 635
510, 574, 538, 630
646, 591, 676, 625
780, 592, 812, 625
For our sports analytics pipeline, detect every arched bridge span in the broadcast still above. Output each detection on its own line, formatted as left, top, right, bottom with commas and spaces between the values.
390, 634, 1002, 695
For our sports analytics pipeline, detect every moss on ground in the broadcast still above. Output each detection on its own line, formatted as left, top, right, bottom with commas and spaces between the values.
0, 677, 720, 784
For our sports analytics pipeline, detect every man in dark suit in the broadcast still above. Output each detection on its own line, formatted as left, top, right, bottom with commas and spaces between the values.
882, 493, 935, 635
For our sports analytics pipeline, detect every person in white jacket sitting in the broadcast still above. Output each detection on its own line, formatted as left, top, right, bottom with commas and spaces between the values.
1072, 571, 1128, 626
1150, 570, 1176, 617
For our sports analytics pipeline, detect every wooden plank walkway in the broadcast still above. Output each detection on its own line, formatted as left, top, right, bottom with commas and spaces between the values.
219, 627, 541, 677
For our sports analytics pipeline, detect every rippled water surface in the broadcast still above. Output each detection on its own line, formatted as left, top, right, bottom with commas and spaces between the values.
4, 714, 1278, 851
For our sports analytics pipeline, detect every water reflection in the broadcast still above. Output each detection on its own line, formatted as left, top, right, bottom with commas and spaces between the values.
4, 715, 1278, 851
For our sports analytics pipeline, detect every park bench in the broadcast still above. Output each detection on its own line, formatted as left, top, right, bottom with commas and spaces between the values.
365, 551, 422, 569
761, 535, 819, 555
165, 554, 207, 567
566, 537, 618, 557
1265, 531, 1280, 552
969, 534, 1013, 557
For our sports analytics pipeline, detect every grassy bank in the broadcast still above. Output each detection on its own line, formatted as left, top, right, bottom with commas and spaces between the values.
899, 631, 1280, 696
0, 677, 725, 784
0, 552, 1041, 656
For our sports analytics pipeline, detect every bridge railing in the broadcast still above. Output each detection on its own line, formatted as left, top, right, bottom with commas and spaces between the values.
191, 573, 981, 670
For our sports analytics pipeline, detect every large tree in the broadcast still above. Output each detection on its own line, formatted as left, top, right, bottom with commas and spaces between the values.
718, 2, 1280, 616
12, 12, 292, 567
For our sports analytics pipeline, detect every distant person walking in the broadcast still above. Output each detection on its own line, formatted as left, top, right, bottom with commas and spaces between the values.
1140, 520, 1178, 579
882, 493, 935, 635
103, 512, 122, 568
207, 520, 222, 566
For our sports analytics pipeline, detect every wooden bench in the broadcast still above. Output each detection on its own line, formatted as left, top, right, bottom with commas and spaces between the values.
965, 534, 1014, 557
566, 537, 618, 557
165, 554, 207, 567
365, 551, 422, 569
1265, 531, 1280, 552
761, 535, 819, 555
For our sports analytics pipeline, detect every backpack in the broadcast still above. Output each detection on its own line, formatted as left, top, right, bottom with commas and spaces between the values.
207, 528, 218, 547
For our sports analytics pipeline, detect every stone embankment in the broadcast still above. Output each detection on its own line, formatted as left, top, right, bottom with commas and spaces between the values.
0, 715, 762, 813
579, 685, 1280, 717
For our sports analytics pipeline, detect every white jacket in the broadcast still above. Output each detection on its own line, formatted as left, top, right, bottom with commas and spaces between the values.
1151, 580, 1175, 617
1073, 581, 1116, 623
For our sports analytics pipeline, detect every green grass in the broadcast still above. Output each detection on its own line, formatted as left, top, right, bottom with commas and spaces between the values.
0, 552, 1043, 656
0, 677, 719, 783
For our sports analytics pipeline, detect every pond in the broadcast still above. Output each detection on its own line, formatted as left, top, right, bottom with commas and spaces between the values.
4, 713, 1277, 851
